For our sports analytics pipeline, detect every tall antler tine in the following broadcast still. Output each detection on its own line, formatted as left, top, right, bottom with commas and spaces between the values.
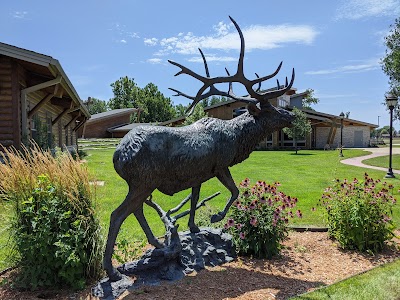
198, 48, 210, 78
276, 79, 280, 90
285, 77, 288, 87
229, 16, 245, 75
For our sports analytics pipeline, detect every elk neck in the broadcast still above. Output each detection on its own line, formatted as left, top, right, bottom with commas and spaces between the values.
227, 106, 293, 166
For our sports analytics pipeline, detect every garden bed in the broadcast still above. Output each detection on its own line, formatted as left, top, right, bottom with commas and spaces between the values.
1, 230, 399, 300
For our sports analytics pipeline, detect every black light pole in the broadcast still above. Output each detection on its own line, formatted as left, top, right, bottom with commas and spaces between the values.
385, 93, 398, 178
339, 112, 345, 157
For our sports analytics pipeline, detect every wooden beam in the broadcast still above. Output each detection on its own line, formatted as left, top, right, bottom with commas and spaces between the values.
21, 75, 62, 95
64, 112, 80, 129
73, 117, 86, 132
52, 107, 69, 126
28, 93, 54, 118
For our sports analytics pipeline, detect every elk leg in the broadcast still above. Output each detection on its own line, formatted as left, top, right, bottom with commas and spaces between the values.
188, 185, 201, 233
211, 168, 239, 223
104, 189, 152, 281
134, 205, 164, 248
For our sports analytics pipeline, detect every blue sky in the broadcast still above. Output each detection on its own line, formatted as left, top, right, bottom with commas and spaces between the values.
1, 0, 399, 128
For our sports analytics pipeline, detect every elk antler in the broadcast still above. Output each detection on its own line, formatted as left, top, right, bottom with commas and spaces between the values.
168, 16, 295, 113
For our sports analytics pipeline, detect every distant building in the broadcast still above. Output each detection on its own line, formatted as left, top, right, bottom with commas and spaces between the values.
77, 108, 139, 138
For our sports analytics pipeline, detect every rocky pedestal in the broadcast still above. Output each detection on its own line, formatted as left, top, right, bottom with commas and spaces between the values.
92, 228, 235, 300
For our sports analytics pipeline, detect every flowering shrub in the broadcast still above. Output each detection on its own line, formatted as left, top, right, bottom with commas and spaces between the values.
226, 178, 301, 259
320, 173, 397, 253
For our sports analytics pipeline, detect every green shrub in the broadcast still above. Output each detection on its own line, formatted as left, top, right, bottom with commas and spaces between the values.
320, 173, 397, 253
0, 145, 104, 290
227, 179, 302, 259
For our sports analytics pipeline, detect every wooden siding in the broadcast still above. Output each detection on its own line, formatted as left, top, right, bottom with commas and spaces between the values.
0, 57, 14, 147
206, 102, 244, 120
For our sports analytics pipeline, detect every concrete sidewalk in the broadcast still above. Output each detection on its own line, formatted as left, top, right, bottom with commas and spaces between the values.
340, 147, 400, 174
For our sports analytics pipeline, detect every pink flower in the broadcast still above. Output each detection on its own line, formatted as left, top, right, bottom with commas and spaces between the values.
296, 210, 303, 218
250, 216, 258, 226
226, 218, 235, 228
236, 223, 243, 230
260, 195, 267, 204
249, 200, 257, 210
239, 232, 246, 240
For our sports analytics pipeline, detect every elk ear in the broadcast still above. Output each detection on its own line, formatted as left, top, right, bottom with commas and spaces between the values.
247, 103, 261, 116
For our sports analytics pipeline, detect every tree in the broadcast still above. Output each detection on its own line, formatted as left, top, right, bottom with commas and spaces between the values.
302, 88, 319, 110
174, 103, 188, 118
137, 83, 176, 123
108, 76, 141, 109
108, 77, 175, 123
181, 105, 208, 126
86, 97, 108, 115
381, 18, 400, 119
283, 107, 312, 154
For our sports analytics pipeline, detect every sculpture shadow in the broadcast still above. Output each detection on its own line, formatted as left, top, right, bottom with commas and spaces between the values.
120, 260, 325, 300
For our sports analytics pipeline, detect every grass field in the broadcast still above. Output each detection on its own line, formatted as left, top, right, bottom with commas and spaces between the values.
84, 148, 400, 243
363, 154, 400, 170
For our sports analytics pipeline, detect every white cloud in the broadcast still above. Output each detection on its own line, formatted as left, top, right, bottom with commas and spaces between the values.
109, 22, 140, 43
147, 58, 163, 64
146, 20, 318, 58
144, 38, 158, 46
336, 0, 400, 20
11, 11, 28, 19
305, 59, 380, 75
187, 54, 238, 63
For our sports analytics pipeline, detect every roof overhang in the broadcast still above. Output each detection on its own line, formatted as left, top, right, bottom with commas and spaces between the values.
0, 42, 90, 119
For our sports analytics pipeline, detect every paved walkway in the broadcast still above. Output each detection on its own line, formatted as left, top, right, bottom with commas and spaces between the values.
340, 147, 400, 174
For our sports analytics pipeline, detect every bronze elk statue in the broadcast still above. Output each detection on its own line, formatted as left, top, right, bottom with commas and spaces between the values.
104, 16, 295, 281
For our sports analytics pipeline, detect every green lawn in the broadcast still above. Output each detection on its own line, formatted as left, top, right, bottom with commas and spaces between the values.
363, 154, 400, 170
84, 148, 400, 243
291, 259, 400, 300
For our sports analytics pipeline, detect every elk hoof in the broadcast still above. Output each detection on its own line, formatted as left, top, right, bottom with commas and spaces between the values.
108, 269, 123, 282
210, 212, 224, 223
189, 224, 200, 233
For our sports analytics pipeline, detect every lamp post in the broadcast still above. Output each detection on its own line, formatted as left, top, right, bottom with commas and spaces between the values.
385, 93, 398, 178
339, 112, 345, 157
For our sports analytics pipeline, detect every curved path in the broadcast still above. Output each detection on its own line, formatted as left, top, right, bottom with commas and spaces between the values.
340, 147, 400, 174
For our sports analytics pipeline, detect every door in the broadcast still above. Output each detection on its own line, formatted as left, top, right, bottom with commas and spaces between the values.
354, 131, 363, 147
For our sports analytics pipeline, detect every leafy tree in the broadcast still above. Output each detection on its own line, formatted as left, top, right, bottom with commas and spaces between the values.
86, 97, 108, 115
381, 18, 400, 119
108, 76, 142, 109
302, 88, 319, 110
137, 83, 175, 123
181, 105, 208, 126
283, 107, 312, 154
108, 77, 175, 123
174, 103, 188, 117
209, 96, 228, 106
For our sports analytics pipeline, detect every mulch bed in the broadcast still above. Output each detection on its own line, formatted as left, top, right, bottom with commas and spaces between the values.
1, 230, 399, 300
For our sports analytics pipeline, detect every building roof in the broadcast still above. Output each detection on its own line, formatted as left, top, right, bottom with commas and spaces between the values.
88, 108, 138, 122
108, 122, 155, 132
301, 108, 378, 128
0, 42, 90, 118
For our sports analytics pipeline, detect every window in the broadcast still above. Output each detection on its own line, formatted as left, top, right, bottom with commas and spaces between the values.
31, 114, 38, 141
279, 130, 306, 147
277, 95, 290, 108
265, 133, 273, 148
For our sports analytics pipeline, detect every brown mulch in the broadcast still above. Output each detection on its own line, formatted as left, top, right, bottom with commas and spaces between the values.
1, 231, 399, 300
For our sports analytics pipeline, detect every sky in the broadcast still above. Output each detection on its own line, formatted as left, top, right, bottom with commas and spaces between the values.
1, 0, 399, 128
